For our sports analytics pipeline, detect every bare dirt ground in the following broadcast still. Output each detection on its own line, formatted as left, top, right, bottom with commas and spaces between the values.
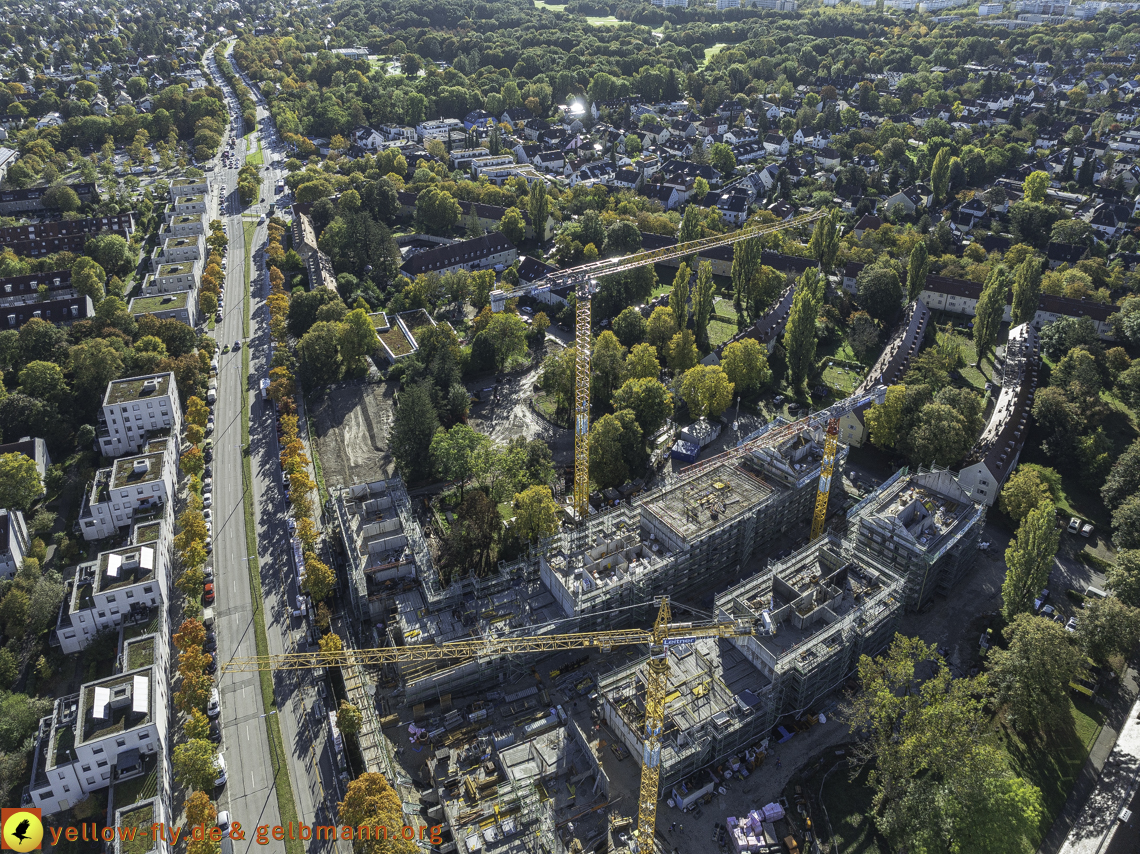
464, 358, 575, 468
309, 379, 398, 489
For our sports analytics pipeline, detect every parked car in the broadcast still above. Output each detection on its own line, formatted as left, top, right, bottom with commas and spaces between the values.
1034, 589, 1049, 611
1066, 616, 1078, 633
208, 720, 222, 744
204, 582, 215, 604
206, 652, 217, 675
203, 493, 212, 508
1068, 516, 1081, 533
207, 688, 221, 718
214, 753, 228, 787
1081, 523, 1094, 538
204, 631, 217, 653
216, 812, 231, 835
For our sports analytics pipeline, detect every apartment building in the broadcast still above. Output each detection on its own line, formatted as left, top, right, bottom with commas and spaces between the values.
957, 323, 1041, 506
78, 440, 176, 541
839, 299, 931, 447
0, 182, 97, 214
164, 194, 207, 221
399, 232, 518, 278
847, 467, 986, 610
161, 212, 206, 240
55, 512, 172, 654
97, 373, 182, 459
169, 176, 210, 198
1, 295, 93, 328
0, 508, 29, 580
415, 118, 464, 141
26, 642, 170, 818
151, 233, 205, 269
139, 259, 202, 298
129, 292, 195, 327
0, 214, 135, 257
0, 436, 51, 480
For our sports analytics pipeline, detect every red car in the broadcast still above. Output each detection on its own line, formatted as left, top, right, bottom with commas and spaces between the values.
204, 582, 215, 604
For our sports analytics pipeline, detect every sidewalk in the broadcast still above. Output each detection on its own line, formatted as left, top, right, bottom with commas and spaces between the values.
1041, 662, 1140, 854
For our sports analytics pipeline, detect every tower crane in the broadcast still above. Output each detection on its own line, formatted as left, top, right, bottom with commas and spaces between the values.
489, 209, 828, 520
221, 598, 756, 851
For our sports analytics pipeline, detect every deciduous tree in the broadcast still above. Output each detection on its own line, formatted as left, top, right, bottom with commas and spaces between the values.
666, 328, 699, 373
1076, 596, 1140, 665
974, 266, 1010, 361
512, 485, 560, 542
680, 365, 733, 419
0, 452, 43, 512
612, 377, 673, 435
389, 382, 440, 482
338, 773, 417, 854
999, 466, 1056, 523
720, 338, 770, 395
1011, 256, 1043, 327
989, 614, 1082, 733
784, 270, 822, 392
173, 739, 219, 792
691, 261, 715, 351
302, 555, 336, 602
1002, 503, 1060, 621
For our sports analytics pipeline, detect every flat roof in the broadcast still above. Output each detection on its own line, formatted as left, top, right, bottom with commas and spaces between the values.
640, 463, 773, 545
110, 452, 166, 490
849, 468, 978, 557
131, 292, 189, 313
104, 373, 173, 406
77, 668, 153, 746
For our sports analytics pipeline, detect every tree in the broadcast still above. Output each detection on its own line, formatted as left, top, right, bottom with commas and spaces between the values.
389, 382, 440, 482
431, 424, 492, 499
613, 308, 647, 348
499, 207, 526, 245
612, 377, 673, 435
512, 485, 560, 542
677, 205, 702, 266
339, 308, 379, 370
668, 264, 691, 330
999, 466, 1056, 523
1039, 315, 1100, 362
590, 331, 627, 408
337, 701, 363, 737
297, 321, 343, 386
184, 791, 217, 834
481, 312, 529, 372
856, 265, 903, 325
0, 453, 43, 513
902, 402, 974, 467
930, 147, 953, 202
414, 186, 462, 235
338, 773, 418, 854
646, 307, 678, 356
1010, 256, 1042, 327
808, 210, 841, 273
68, 337, 124, 409
174, 618, 207, 652
906, 242, 929, 303
784, 270, 823, 392
691, 261, 715, 351
42, 184, 81, 213
1101, 438, 1140, 511
1002, 503, 1060, 621
603, 220, 642, 257
989, 614, 1083, 733
680, 365, 733, 420
1031, 387, 1079, 460
843, 635, 1043, 854
1076, 596, 1140, 665
1107, 551, 1140, 608
731, 237, 761, 320
72, 256, 106, 305
19, 361, 67, 404
85, 233, 132, 276
588, 411, 643, 490
187, 397, 210, 430
173, 739, 220, 792
666, 329, 699, 374
1113, 495, 1140, 550
710, 142, 736, 176
720, 338, 770, 395
1023, 170, 1050, 204
302, 555, 336, 602
528, 181, 550, 242
974, 266, 1009, 361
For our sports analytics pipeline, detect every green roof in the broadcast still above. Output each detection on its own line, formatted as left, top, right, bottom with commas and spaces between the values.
130, 292, 189, 314
104, 374, 172, 406
126, 638, 155, 670
155, 263, 194, 278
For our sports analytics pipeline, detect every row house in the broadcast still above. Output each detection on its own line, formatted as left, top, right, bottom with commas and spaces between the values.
839, 300, 931, 446
400, 232, 518, 279
0, 214, 135, 258
1, 295, 93, 329
0, 181, 97, 214
958, 323, 1040, 506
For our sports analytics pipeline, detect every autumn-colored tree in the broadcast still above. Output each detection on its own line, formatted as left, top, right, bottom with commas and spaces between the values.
185, 709, 211, 741
174, 670, 214, 715
339, 773, 417, 854
296, 516, 320, 553
318, 631, 344, 666
187, 397, 210, 429
179, 646, 213, 680
174, 618, 207, 652
302, 555, 336, 602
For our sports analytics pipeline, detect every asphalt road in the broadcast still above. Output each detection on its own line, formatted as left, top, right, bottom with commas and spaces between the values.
205, 43, 346, 850
203, 45, 286, 854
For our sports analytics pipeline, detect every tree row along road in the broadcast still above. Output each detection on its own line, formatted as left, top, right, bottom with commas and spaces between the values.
211, 42, 348, 854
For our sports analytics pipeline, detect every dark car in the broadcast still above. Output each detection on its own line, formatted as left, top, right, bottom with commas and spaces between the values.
204, 448, 213, 463
204, 631, 217, 653
208, 720, 223, 744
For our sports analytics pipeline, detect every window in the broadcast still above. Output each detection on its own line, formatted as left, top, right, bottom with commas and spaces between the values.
96, 760, 107, 768
106, 595, 115, 603
139, 731, 149, 740
86, 777, 95, 786
41, 790, 53, 799
143, 586, 153, 594
979, 479, 989, 486
116, 738, 126, 747
62, 785, 70, 793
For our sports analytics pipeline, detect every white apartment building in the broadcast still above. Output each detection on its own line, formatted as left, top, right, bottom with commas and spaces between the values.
169, 176, 210, 198
27, 645, 170, 817
98, 373, 182, 459
650, 0, 688, 7
152, 233, 205, 269
415, 118, 464, 141
55, 513, 172, 654
78, 440, 176, 541
164, 194, 207, 221
0, 507, 28, 580
161, 212, 206, 240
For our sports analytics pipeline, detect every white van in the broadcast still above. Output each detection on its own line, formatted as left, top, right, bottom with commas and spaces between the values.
214, 753, 228, 787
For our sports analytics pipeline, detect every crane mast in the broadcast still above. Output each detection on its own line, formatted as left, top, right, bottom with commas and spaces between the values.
220, 599, 755, 849
809, 418, 840, 541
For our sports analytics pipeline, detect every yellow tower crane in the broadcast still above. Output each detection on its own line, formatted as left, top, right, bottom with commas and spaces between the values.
489, 209, 827, 520
221, 598, 756, 851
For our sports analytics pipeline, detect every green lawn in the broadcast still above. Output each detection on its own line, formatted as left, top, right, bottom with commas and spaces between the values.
822, 362, 864, 394
700, 43, 730, 70
585, 15, 622, 25
819, 697, 1105, 854
708, 319, 737, 349
532, 0, 567, 9
246, 139, 264, 167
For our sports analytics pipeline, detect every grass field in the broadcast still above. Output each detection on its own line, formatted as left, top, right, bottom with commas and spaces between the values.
246, 138, 263, 166
822, 362, 864, 393
700, 43, 730, 69
585, 15, 622, 25
533, 0, 567, 9
818, 696, 1105, 854
708, 319, 737, 349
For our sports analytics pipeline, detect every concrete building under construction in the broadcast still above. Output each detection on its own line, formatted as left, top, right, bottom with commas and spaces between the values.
846, 467, 986, 610
596, 534, 904, 791
542, 418, 845, 629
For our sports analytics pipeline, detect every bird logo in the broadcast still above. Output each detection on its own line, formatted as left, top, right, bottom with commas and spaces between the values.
1, 809, 42, 852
